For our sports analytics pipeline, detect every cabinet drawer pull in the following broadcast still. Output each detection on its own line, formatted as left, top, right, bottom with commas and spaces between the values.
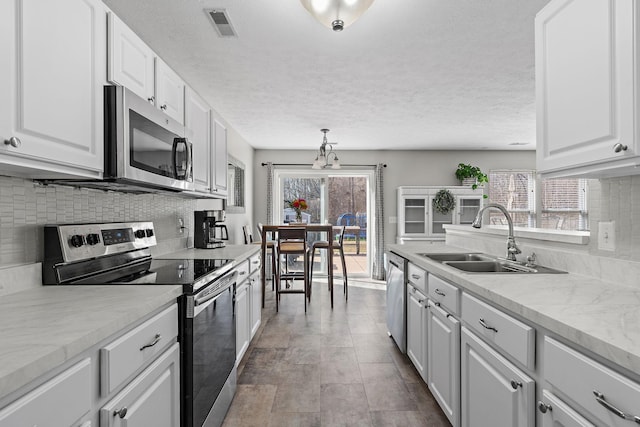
537, 401, 552, 414
593, 390, 640, 422
510, 380, 522, 389
434, 288, 446, 296
411, 274, 421, 280
114, 407, 128, 418
478, 318, 498, 333
239, 270, 247, 275
613, 143, 628, 153
4, 137, 21, 148
139, 333, 161, 351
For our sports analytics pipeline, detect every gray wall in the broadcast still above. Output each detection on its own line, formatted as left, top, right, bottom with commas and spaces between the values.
253, 149, 537, 246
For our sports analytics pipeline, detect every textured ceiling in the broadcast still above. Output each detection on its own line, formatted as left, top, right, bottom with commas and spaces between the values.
102, 0, 551, 151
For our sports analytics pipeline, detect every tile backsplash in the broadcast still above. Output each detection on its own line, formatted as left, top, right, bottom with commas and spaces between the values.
0, 175, 196, 268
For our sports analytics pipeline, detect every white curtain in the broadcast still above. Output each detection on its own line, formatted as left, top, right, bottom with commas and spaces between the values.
372, 163, 385, 280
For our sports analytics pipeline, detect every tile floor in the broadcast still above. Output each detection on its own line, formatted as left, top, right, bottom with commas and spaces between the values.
222, 278, 451, 426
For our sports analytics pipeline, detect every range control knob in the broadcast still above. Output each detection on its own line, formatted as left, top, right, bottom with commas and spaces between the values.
145, 229, 154, 237
70, 234, 84, 248
135, 229, 146, 239
86, 233, 100, 245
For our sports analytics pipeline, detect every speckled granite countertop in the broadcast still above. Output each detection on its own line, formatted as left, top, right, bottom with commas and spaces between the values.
389, 243, 640, 377
0, 245, 259, 400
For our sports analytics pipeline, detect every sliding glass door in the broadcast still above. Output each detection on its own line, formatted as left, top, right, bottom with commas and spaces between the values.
274, 170, 372, 278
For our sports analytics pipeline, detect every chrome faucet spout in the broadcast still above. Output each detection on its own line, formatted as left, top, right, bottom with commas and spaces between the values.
471, 203, 521, 261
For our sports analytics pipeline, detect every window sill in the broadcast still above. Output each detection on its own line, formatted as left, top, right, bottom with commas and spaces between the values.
444, 224, 590, 245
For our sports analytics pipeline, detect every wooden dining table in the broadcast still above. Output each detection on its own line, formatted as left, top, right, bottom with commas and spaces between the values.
260, 224, 336, 309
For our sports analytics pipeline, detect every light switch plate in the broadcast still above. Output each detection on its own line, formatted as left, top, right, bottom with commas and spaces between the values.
598, 221, 615, 251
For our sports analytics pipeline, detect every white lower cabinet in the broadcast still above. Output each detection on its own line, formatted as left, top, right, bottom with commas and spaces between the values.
461, 326, 535, 427
100, 342, 180, 427
235, 281, 250, 363
538, 389, 595, 427
249, 269, 262, 339
426, 300, 460, 427
0, 358, 92, 427
406, 282, 427, 380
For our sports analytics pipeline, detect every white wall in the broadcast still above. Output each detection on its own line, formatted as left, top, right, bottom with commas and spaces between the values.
253, 149, 536, 246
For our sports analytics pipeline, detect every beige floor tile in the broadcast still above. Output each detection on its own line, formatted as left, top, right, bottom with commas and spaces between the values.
272, 383, 322, 413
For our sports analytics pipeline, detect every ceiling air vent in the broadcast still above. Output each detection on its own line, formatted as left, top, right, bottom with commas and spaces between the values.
205, 9, 237, 38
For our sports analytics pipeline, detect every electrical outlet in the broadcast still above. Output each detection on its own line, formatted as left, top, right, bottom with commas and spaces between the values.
178, 218, 184, 234
598, 221, 615, 251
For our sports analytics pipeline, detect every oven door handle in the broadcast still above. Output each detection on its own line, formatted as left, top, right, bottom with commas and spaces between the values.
193, 287, 230, 317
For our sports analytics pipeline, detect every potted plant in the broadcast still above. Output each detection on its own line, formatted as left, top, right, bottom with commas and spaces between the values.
455, 163, 488, 191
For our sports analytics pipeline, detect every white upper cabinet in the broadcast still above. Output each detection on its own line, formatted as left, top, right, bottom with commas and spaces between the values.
185, 87, 212, 192
155, 60, 185, 124
108, 13, 185, 125
0, 0, 106, 178
212, 118, 228, 195
107, 12, 155, 103
536, 0, 640, 178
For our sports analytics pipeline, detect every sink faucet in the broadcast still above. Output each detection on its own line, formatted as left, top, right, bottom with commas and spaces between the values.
471, 203, 521, 261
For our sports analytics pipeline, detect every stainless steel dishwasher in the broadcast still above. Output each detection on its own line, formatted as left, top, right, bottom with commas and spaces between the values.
385, 251, 407, 353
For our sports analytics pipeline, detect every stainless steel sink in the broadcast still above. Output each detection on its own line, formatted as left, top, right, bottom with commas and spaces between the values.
443, 260, 566, 274
420, 253, 494, 262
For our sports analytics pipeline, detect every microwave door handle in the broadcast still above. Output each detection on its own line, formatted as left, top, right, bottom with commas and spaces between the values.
185, 140, 193, 182
172, 138, 179, 179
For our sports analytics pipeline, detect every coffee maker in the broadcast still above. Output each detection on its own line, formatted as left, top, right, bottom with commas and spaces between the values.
194, 210, 228, 249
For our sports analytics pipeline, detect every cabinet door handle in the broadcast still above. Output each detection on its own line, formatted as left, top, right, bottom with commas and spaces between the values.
113, 407, 128, 418
160, 104, 167, 110
4, 137, 21, 148
239, 270, 247, 275
434, 288, 446, 296
139, 333, 161, 351
147, 96, 155, 103
510, 380, 522, 389
593, 390, 640, 422
537, 401, 552, 414
478, 318, 498, 333
613, 143, 628, 153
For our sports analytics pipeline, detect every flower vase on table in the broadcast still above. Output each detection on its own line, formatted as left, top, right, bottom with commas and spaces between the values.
286, 198, 308, 225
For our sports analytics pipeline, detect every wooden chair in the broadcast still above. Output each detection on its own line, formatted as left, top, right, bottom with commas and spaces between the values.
276, 227, 309, 312
309, 226, 348, 301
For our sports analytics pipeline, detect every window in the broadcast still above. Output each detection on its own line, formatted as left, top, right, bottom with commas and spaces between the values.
488, 170, 589, 231
540, 178, 588, 231
488, 170, 535, 227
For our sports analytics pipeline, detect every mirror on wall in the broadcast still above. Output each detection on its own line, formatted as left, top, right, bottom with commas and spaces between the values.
226, 155, 245, 213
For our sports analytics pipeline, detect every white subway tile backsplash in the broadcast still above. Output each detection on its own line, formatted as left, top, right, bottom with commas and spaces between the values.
0, 176, 196, 268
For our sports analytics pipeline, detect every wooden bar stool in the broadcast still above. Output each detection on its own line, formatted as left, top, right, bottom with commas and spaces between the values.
309, 226, 348, 301
276, 227, 310, 312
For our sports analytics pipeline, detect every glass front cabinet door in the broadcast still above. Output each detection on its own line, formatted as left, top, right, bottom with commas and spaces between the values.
397, 187, 484, 243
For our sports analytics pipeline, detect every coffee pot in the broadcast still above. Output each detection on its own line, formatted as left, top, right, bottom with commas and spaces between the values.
194, 210, 228, 249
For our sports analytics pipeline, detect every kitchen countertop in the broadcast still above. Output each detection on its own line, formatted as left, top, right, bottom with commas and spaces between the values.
389, 243, 640, 377
0, 245, 259, 401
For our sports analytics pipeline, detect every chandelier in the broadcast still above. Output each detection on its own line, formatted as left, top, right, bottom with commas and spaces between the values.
312, 129, 341, 169
299, 0, 375, 32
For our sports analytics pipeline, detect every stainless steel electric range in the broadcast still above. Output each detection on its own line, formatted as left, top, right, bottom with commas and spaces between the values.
43, 222, 238, 427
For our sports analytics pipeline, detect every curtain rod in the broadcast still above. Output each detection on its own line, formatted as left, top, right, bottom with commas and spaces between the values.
261, 162, 387, 167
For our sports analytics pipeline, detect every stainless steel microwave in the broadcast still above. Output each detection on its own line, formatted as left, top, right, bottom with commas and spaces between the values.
103, 85, 193, 192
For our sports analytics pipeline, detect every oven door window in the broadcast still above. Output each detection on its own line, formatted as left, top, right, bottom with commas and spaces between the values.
129, 110, 186, 179
191, 287, 235, 427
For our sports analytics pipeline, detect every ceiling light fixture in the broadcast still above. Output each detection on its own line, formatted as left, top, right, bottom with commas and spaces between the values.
300, 0, 375, 32
312, 129, 341, 169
